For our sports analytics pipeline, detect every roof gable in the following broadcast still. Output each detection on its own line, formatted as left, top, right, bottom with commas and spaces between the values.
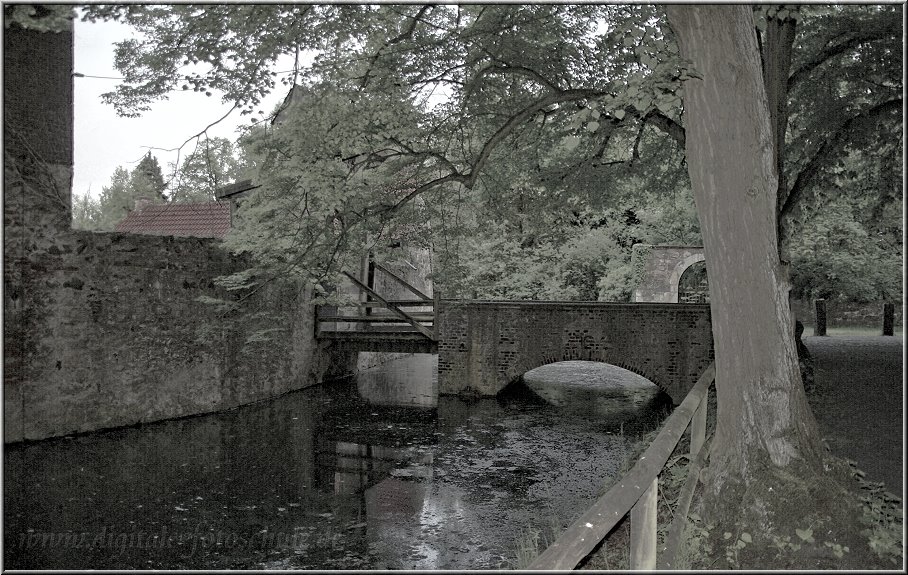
114, 202, 231, 239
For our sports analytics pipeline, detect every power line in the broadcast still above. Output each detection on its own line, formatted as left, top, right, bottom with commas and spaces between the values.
72, 68, 301, 81
72, 72, 123, 80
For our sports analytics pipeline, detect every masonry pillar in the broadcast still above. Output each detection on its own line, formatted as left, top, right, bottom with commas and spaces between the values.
3, 16, 75, 442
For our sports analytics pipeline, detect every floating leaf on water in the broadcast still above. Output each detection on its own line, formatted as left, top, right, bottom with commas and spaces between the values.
562, 135, 581, 152
795, 527, 814, 542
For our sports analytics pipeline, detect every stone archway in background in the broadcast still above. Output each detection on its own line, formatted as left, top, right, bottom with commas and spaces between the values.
677, 260, 710, 303
633, 245, 706, 303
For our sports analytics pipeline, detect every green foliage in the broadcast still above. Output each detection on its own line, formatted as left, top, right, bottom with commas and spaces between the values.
80, 4, 901, 305
170, 137, 247, 202
72, 157, 168, 232
780, 4, 902, 229
4, 4, 73, 32
499, 512, 563, 569
681, 513, 714, 568
131, 151, 167, 201
846, 460, 903, 566
786, 192, 901, 302
71, 191, 102, 231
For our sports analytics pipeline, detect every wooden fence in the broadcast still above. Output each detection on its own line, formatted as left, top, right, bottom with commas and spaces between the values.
528, 362, 716, 570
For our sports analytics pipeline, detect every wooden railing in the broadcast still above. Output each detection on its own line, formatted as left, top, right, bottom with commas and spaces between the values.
315, 262, 437, 342
528, 362, 716, 570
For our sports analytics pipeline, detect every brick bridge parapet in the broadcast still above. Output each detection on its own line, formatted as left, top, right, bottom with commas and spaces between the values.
436, 300, 713, 404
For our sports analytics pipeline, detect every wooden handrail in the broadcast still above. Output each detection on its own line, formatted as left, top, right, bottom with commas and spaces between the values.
356, 300, 434, 308
528, 362, 715, 570
317, 314, 434, 323
341, 271, 436, 340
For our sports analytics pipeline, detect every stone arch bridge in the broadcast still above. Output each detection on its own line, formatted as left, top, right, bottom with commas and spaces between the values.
434, 301, 713, 404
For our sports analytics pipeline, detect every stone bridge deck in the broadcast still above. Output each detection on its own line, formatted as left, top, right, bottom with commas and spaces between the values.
435, 300, 714, 404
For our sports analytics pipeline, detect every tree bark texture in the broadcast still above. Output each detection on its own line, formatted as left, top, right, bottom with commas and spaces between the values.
761, 16, 797, 225
665, 5, 826, 502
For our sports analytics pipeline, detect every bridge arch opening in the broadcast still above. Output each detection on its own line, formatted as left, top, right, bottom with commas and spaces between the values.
498, 361, 673, 431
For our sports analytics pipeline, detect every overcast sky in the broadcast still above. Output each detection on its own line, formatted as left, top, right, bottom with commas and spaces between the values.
72, 16, 292, 199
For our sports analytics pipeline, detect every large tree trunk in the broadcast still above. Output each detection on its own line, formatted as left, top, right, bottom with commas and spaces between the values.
761, 14, 797, 226
664, 5, 827, 512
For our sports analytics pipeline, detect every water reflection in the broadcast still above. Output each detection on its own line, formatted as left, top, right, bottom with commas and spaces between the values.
356, 353, 438, 408
508, 360, 673, 434
4, 356, 670, 570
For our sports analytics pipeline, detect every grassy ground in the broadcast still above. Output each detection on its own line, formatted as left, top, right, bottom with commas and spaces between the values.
801, 325, 903, 337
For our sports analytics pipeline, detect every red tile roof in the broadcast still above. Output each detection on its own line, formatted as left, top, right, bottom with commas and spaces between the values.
114, 202, 231, 239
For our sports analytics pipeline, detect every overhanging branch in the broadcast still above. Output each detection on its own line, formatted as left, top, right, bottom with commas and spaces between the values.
787, 17, 899, 92
465, 88, 607, 188
779, 97, 902, 220
642, 111, 685, 148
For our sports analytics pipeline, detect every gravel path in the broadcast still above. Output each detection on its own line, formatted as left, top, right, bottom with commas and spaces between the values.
803, 335, 904, 495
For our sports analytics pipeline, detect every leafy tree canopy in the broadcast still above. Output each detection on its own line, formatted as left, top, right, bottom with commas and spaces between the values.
169, 136, 250, 202
82, 4, 901, 303
73, 158, 167, 231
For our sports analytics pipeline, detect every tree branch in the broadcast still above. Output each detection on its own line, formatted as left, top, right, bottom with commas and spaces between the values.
787, 16, 899, 91
361, 4, 431, 89
642, 111, 685, 147
465, 88, 607, 188
478, 62, 561, 92
780, 97, 902, 220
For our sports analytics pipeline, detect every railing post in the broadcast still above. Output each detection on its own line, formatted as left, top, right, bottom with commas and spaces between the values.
690, 394, 707, 458
815, 298, 827, 336
882, 302, 894, 336
630, 477, 658, 570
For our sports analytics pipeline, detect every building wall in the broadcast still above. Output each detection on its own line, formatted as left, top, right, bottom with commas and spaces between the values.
633, 245, 706, 303
3, 22, 341, 443
436, 301, 714, 404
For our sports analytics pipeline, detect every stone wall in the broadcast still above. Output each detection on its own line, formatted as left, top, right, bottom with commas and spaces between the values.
633, 244, 706, 303
4, 22, 341, 443
436, 301, 714, 403
678, 261, 710, 304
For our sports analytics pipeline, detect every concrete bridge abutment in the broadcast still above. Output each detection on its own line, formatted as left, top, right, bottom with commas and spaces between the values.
436, 301, 713, 404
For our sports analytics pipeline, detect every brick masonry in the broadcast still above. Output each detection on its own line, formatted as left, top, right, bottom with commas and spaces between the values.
3, 23, 347, 443
436, 301, 714, 403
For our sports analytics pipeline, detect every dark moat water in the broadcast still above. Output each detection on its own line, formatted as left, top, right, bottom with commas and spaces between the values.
4, 357, 671, 569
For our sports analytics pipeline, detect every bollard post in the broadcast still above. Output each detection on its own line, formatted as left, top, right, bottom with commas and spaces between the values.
815, 299, 827, 336
882, 302, 894, 336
